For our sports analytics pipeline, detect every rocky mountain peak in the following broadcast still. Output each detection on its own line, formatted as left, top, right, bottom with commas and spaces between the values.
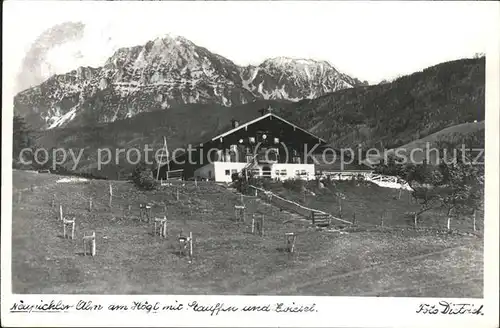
262, 56, 332, 69
14, 34, 364, 130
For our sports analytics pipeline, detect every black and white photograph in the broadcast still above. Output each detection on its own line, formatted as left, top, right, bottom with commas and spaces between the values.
2, 1, 499, 327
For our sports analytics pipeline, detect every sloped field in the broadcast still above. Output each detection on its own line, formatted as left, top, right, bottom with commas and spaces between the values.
11, 171, 482, 296
263, 179, 483, 233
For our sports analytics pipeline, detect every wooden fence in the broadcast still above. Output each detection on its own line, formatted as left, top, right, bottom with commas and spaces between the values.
165, 169, 183, 180
320, 170, 412, 190
248, 185, 353, 226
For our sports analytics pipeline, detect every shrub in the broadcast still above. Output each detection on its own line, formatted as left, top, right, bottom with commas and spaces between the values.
233, 171, 274, 194
320, 175, 336, 188
282, 178, 306, 192
233, 172, 253, 195
131, 161, 158, 190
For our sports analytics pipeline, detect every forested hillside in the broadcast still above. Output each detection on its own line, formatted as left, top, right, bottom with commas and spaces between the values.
277, 57, 484, 150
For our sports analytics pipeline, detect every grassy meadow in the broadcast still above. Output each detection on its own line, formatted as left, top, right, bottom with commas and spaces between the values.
264, 179, 484, 233
11, 171, 483, 297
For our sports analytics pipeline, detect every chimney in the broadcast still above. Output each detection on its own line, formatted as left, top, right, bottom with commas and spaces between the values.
259, 106, 273, 116
231, 119, 239, 128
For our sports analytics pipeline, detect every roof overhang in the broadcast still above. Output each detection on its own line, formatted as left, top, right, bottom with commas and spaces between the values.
211, 113, 326, 144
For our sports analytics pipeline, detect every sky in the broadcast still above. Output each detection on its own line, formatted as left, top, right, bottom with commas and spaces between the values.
3, 0, 497, 93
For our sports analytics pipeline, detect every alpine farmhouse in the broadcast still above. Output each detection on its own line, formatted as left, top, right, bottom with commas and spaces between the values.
159, 107, 327, 182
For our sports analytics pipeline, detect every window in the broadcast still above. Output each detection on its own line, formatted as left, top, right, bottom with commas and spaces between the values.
295, 170, 300, 176
280, 169, 287, 176
275, 170, 280, 176
301, 170, 307, 176
225, 170, 230, 176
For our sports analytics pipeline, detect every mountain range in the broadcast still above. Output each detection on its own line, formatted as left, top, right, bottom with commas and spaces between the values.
23, 56, 485, 179
14, 34, 366, 130
12, 32, 485, 179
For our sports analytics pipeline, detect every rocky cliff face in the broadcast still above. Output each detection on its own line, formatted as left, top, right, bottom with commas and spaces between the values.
14, 34, 364, 130
241, 57, 364, 101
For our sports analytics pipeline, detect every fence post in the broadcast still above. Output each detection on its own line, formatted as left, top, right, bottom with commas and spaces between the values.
447, 208, 453, 231
398, 188, 402, 200
59, 205, 63, 221
338, 198, 343, 218
92, 235, 96, 256
352, 212, 356, 225
83, 232, 96, 256
414, 213, 418, 229
109, 183, 113, 208
285, 233, 296, 253
64, 219, 76, 239
146, 205, 152, 222
473, 209, 477, 232
189, 232, 193, 258
89, 198, 92, 212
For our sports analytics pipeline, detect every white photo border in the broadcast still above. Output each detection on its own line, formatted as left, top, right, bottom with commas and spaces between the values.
2, 1, 499, 327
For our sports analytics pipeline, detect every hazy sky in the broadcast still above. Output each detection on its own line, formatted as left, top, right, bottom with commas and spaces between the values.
3, 0, 497, 91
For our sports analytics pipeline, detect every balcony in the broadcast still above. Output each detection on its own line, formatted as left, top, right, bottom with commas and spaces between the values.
256, 151, 278, 164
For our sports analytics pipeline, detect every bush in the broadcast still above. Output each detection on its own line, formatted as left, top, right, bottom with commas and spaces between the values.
234, 176, 252, 195
233, 171, 273, 194
320, 175, 336, 188
131, 161, 158, 190
282, 178, 306, 192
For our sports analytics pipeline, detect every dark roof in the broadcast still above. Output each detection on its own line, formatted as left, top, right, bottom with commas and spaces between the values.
211, 112, 326, 143
168, 112, 326, 162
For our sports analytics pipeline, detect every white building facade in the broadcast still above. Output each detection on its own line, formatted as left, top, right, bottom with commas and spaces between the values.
194, 161, 316, 183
